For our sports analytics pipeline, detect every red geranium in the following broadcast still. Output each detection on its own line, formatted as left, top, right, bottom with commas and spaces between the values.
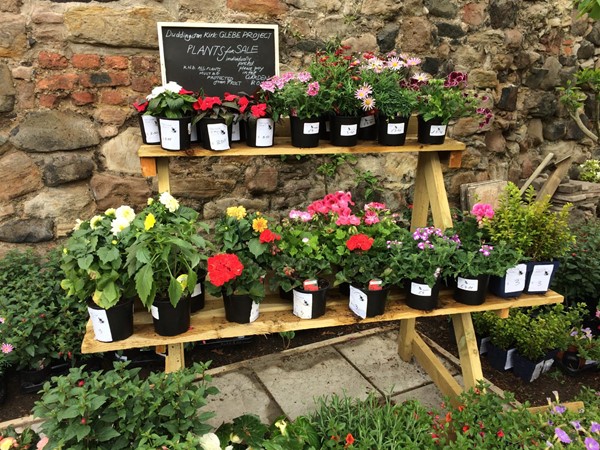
345, 433, 355, 446
259, 229, 281, 243
250, 103, 268, 118
238, 96, 250, 113
207, 253, 244, 287
346, 234, 374, 251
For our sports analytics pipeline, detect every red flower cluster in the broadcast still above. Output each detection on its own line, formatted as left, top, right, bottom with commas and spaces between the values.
207, 253, 244, 287
179, 88, 194, 95
238, 96, 250, 112
194, 96, 221, 111
346, 234, 374, 251
251, 103, 268, 118
133, 101, 148, 113
259, 229, 281, 243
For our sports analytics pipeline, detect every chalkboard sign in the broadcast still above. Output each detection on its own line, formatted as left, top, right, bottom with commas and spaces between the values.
157, 22, 279, 97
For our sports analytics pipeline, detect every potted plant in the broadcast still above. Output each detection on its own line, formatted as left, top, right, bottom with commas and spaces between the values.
484, 182, 575, 295
486, 312, 518, 371
61, 206, 137, 343
238, 89, 276, 147
358, 51, 420, 146
413, 71, 493, 144
390, 226, 459, 310
145, 81, 198, 151
556, 307, 600, 375
126, 192, 208, 336
133, 99, 160, 145
193, 92, 240, 150
260, 71, 331, 147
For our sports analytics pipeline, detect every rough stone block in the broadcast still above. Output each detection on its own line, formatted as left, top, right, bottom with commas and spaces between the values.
36, 73, 79, 91
40, 152, 95, 186
101, 127, 143, 175
245, 165, 278, 194
542, 120, 566, 141
360, 0, 401, 16
226, 0, 286, 15
0, 62, 16, 112
462, 3, 486, 27
90, 172, 151, 211
376, 24, 399, 53
0, 151, 43, 201
0, 13, 27, 58
397, 17, 434, 54
425, 0, 458, 18
460, 180, 508, 211
71, 91, 95, 106
79, 71, 130, 88
497, 85, 518, 111
0, 0, 21, 13
0, 219, 54, 243
23, 184, 94, 220
11, 66, 33, 80
436, 22, 465, 39
93, 106, 129, 126
489, 0, 517, 29
10, 110, 100, 152
485, 129, 506, 153
39, 94, 60, 108
100, 89, 126, 105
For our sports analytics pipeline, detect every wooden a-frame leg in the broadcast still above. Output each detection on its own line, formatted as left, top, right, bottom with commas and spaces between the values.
421, 152, 453, 230
157, 158, 171, 193
165, 343, 185, 373
411, 154, 430, 231
398, 318, 416, 361
451, 313, 484, 390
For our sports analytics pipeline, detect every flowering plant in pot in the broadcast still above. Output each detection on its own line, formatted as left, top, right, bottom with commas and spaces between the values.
126, 193, 208, 336
133, 99, 160, 145
559, 310, 600, 374
192, 92, 241, 150
238, 88, 276, 147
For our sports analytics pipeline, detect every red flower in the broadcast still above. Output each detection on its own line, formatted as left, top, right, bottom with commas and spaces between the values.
178, 88, 194, 95
251, 103, 268, 118
259, 229, 281, 243
133, 101, 148, 112
207, 253, 244, 287
194, 96, 222, 111
223, 92, 238, 102
497, 430, 505, 438
77, 380, 84, 387
346, 234, 374, 251
238, 96, 250, 113
462, 425, 470, 433
345, 433, 355, 446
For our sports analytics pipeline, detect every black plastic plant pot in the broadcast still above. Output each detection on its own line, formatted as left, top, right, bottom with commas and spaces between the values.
319, 114, 331, 140
487, 342, 516, 371
138, 114, 160, 144
404, 278, 440, 311
453, 274, 490, 306
488, 263, 527, 298
524, 260, 560, 294
223, 292, 260, 324
377, 114, 409, 146
358, 114, 377, 140
87, 298, 134, 342
197, 118, 232, 151
329, 115, 360, 147
417, 115, 447, 145
349, 284, 391, 318
278, 287, 293, 302
292, 279, 330, 319
158, 116, 192, 151
245, 117, 275, 147
512, 351, 545, 383
152, 296, 191, 337
190, 270, 207, 313
338, 282, 350, 296
19, 365, 52, 394
290, 116, 320, 148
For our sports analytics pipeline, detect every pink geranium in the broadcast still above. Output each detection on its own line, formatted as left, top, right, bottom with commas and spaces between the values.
471, 202, 494, 223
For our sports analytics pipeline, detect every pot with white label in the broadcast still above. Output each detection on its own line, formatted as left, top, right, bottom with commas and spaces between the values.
223, 292, 260, 324
190, 269, 207, 313
245, 117, 275, 147
358, 113, 377, 140
330, 115, 360, 147
138, 114, 161, 145
290, 116, 320, 148
87, 297, 134, 342
151, 296, 191, 337
158, 116, 192, 151
348, 284, 391, 318
453, 274, 490, 305
197, 118, 232, 151
417, 116, 447, 145
489, 263, 527, 298
292, 279, 329, 319
524, 261, 560, 294
404, 277, 441, 310
377, 114, 410, 146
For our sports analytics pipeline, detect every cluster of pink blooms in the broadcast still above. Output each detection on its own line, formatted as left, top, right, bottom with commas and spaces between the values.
260, 72, 320, 97
479, 244, 494, 257
412, 226, 460, 251
470, 202, 495, 224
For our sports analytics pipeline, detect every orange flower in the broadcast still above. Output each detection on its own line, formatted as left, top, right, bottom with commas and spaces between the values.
345, 433, 355, 446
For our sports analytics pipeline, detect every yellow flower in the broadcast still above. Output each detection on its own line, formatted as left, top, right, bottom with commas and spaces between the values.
176, 274, 188, 289
92, 290, 102, 306
105, 208, 116, 218
62, 247, 68, 254
0, 437, 16, 450
252, 217, 268, 233
147, 197, 154, 206
89, 215, 103, 230
144, 213, 156, 231
226, 205, 247, 220
111, 240, 117, 245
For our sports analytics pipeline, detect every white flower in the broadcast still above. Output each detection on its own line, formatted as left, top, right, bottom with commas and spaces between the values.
197, 433, 221, 450
115, 205, 135, 223
302, 237, 309, 244
159, 192, 180, 213
105, 208, 116, 218
110, 217, 131, 236
275, 419, 288, 436
164, 81, 183, 93
72, 219, 83, 231
230, 434, 242, 444
147, 197, 154, 206
89, 215, 103, 230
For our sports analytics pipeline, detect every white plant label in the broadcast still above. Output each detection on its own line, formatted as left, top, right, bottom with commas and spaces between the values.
231, 121, 241, 141
159, 119, 181, 150
349, 285, 368, 319
88, 307, 113, 342
504, 263, 527, 293
411, 282, 432, 297
360, 115, 375, 128
457, 277, 479, 292
387, 123, 405, 135
530, 361, 544, 382
255, 118, 274, 147
192, 282, 202, 298
479, 336, 490, 355
340, 124, 358, 136
542, 358, 555, 373
207, 123, 230, 150
325, 120, 331, 132
505, 348, 517, 370
141, 115, 160, 143
303, 122, 320, 134
151, 305, 159, 320
293, 291, 313, 319
249, 301, 260, 323
429, 125, 447, 136
190, 122, 198, 142
527, 264, 554, 292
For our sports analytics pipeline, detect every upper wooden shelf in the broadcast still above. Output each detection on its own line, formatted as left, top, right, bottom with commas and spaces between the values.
81, 288, 563, 354
138, 136, 466, 159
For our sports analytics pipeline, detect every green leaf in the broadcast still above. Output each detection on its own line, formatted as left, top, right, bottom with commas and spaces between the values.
97, 246, 120, 264
168, 276, 183, 307
77, 255, 93, 270
135, 263, 154, 304
248, 238, 266, 257
96, 427, 121, 442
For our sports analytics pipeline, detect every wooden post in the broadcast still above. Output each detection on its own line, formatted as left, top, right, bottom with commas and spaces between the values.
452, 313, 484, 390
157, 159, 171, 193
165, 343, 185, 373
410, 154, 430, 231
140, 157, 157, 177
422, 152, 454, 230
398, 318, 416, 361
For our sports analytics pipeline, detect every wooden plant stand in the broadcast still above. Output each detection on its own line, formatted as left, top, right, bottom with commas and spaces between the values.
81, 135, 564, 401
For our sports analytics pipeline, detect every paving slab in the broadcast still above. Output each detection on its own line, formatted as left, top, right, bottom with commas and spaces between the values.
334, 330, 459, 396
253, 346, 376, 420
391, 375, 464, 411
205, 367, 284, 428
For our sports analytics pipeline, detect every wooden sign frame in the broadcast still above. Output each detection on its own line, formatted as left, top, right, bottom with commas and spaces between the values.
157, 22, 279, 96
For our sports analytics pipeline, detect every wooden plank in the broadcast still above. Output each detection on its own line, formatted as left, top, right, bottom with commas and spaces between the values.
165, 343, 185, 372
495, 309, 510, 319
520, 153, 554, 194
527, 401, 584, 414
537, 156, 572, 201
412, 333, 462, 399
156, 158, 171, 193
138, 137, 466, 158
81, 289, 563, 354
0, 415, 42, 431
422, 152, 454, 230
140, 157, 157, 177
411, 153, 430, 231
452, 313, 484, 390
398, 318, 416, 361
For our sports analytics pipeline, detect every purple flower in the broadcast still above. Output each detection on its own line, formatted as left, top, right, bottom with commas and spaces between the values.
555, 427, 572, 444
553, 405, 567, 414
585, 437, 600, 450
591, 422, 600, 433
296, 71, 312, 82
571, 421, 582, 431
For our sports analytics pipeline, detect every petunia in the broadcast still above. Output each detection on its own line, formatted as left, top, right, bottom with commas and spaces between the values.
585, 437, 600, 450
554, 427, 572, 444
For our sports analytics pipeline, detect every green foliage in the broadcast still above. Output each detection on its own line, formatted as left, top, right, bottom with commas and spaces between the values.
574, 0, 600, 19
485, 183, 574, 261
145, 82, 198, 119
579, 159, 600, 183
265, 72, 332, 120
279, 331, 296, 349
416, 78, 482, 124
33, 361, 217, 449
472, 311, 498, 337
316, 154, 357, 193
0, 249, 88, 371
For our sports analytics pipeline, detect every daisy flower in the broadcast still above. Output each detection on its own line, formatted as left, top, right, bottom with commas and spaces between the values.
361, 97, 376, 111
355, 84, 373, 99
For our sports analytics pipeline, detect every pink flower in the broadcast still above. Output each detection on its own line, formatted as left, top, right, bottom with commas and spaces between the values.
336, 214, 361, 226
296, 71, 312, 82
365, 202, 387, 211
1, 343, 14, 354
364, 210, 380, 225
471, 203, 494, 222
37, 436, 49, 449
306, 81, 320, 96
307, 200, 329, 215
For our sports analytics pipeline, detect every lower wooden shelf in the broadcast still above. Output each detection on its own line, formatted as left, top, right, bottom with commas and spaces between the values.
81, 289, 563, 354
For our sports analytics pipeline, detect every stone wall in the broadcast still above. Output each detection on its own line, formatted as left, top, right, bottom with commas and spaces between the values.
0, 0, 597, 255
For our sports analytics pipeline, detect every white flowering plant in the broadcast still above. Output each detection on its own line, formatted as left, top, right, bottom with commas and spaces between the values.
144, 81, 198, 118
125, 193, 210, 309
61, 205, 137, 309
